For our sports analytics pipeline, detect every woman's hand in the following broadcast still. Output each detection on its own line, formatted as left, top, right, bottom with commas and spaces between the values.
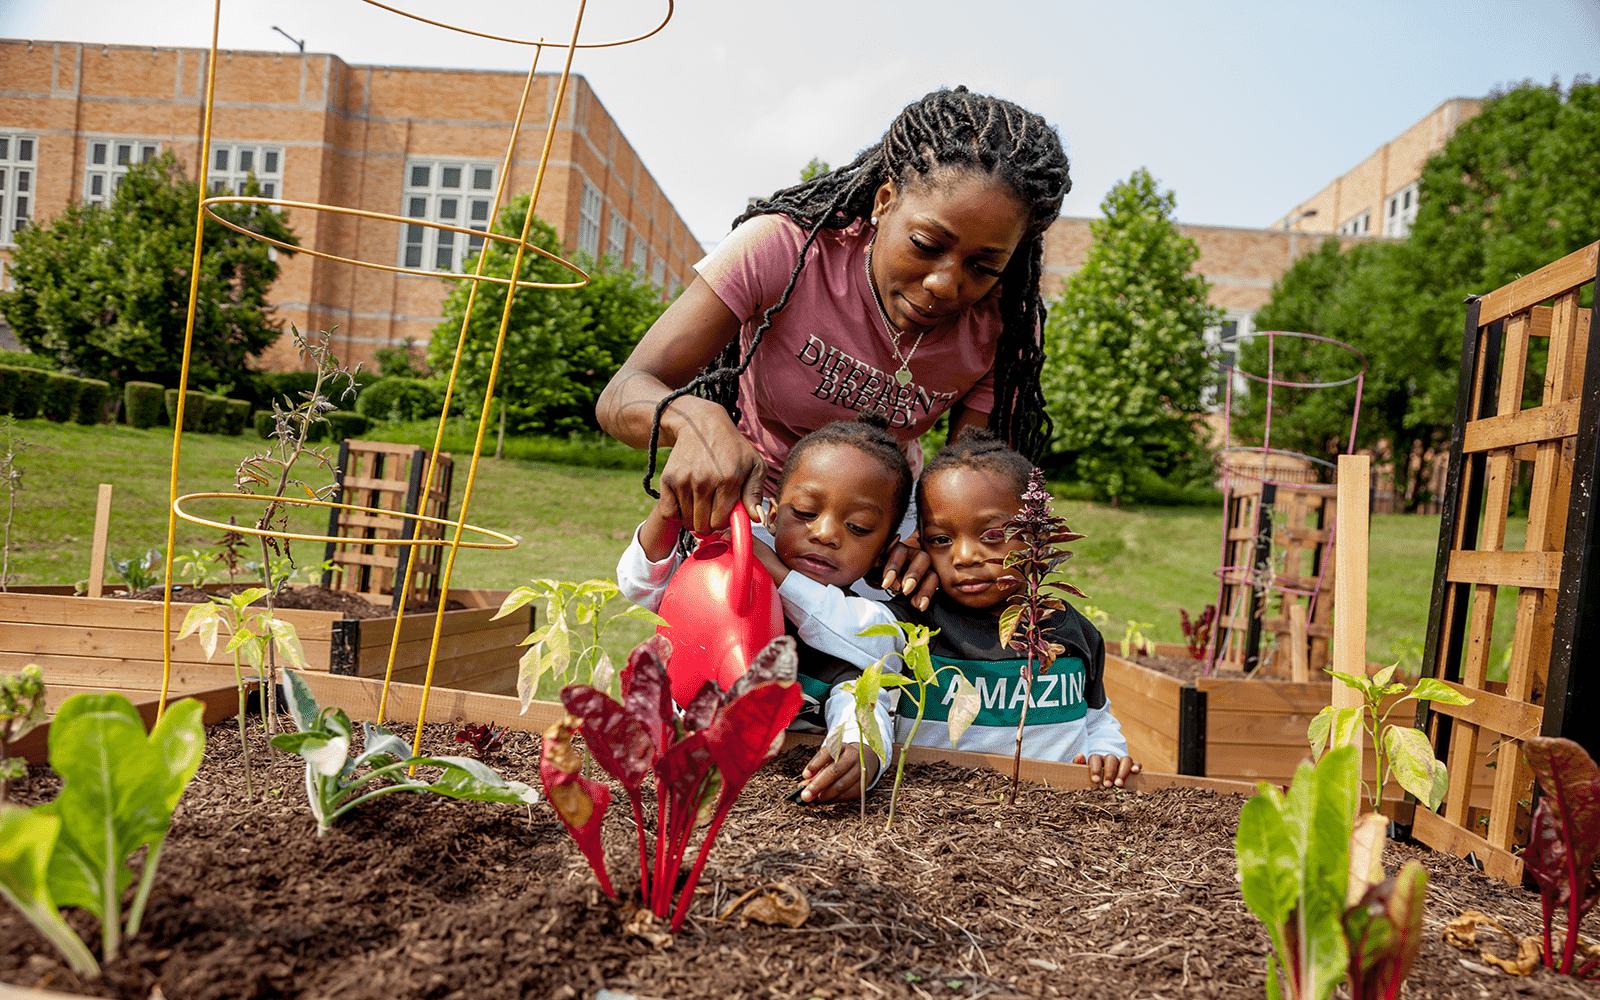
654, 399, 768, 534
880, 538, 939, 611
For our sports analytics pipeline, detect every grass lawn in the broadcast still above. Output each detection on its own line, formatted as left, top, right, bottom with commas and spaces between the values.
3, 418, 1518, 670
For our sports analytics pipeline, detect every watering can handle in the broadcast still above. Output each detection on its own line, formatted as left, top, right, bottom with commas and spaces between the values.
730, 505, 754, 617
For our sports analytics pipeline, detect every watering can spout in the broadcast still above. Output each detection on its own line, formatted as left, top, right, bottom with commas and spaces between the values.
655, 506, 785, 707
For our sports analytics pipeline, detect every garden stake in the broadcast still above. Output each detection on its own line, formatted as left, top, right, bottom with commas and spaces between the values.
86, 483, 112, 598
1332, 454, 1370, 773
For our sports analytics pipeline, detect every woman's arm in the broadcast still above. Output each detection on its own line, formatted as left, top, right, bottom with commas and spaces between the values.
595, 275, 767, 534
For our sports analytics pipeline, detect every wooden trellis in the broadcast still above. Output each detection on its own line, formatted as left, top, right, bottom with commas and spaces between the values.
1415, 240, 1600, 884
1213, 481, 1338, 676
320, 440, 454, 610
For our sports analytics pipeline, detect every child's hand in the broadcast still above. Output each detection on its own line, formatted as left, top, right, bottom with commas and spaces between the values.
880, 537, 938, 611
638, 492, 686, 561
795, 743, 881, 803
1073, 753, 1141, 788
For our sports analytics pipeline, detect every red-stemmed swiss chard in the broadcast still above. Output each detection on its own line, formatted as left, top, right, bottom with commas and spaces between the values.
1522, 736, 1600, 979
540, 633, 802, 932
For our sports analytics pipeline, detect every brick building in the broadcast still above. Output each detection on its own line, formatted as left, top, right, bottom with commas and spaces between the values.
0, 39, 700, 370
1272, 97, 1482, 239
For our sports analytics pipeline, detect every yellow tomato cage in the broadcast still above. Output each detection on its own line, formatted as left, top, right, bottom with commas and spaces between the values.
159, 0, 674, 764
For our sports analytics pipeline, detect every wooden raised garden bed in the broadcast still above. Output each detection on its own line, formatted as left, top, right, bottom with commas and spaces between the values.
0, 585, 533, 708
1105, 642, 1497, 809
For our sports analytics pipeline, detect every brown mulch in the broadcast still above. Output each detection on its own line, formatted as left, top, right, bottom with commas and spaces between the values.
1127, 650, 1305, 685
2, 718, 1596, 1000
109, 584, 463, 619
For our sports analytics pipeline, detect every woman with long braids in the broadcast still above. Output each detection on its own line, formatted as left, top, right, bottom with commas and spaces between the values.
596, 86, 1068, 606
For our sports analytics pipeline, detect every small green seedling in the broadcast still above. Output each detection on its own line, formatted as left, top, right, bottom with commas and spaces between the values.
0, 664, 46, 804
0, 692, 205, 975
270, 669, 538, 836
179, 588, 307, 795
171, 548, 213, 589
1308, 663, 1473, 812
109, 547, 164, 592
847, 621, 978, 829
495, 578, 668, 710
1121, 619, 1154, 659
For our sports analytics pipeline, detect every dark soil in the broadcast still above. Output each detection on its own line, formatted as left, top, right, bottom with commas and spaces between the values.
2, 718, 1595, 1000
1126, 650, 1302, 685
110, 584, 464, 619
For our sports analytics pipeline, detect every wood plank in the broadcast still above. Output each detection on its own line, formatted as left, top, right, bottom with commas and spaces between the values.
1, 620, 333, 669
1446, 550, 1562, 590
0, 591, 339, 640
1527, 304, 1553, 338
1462, 399, 1580, 453
11, 683, 250, 766
1195, 677, 1328, 712
87, 483, 114, 598
20, 656, 245, 695
1425, 681, 1544, 740
357, 606, 522, 647
338, 474, 414, 493
1476, 240, 1599, 326
1333, 454, 1369, 717
1412, 806, 1525, 885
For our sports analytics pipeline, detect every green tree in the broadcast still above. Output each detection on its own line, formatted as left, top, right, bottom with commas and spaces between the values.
800, 157, 831, 182
0, 153, 297, 387
427, 193, 667, 438
1042, 168, 1221, 503
1242, 78, 1600, 511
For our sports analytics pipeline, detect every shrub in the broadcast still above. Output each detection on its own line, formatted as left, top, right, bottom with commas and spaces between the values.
164, 389, 206, 432
0, 350, 53, 371
74, 378, 111, 424
199, 394, 230, 434
124, 381, 166, 429
354, 376, 438, 423
257, 371, 319, 409
39, 373, 83, 422
325, 410, 369, 441
0, 366, 18, 415
8, 367, 48, 419
220, 398, 251, 436
253, 409, 274, 439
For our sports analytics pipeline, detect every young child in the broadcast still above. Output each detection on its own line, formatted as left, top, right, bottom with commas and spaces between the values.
771, 427, 1141, 789
616, 413, 914, 804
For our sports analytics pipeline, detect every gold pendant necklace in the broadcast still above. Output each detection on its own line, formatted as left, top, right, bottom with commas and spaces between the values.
864, 235, 926, 387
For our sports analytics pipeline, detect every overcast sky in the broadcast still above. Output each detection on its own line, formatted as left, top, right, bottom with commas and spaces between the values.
3, 0, 1596, 249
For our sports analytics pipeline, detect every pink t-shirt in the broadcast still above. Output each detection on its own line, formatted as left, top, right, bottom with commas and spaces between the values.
695, 214, 1001, 493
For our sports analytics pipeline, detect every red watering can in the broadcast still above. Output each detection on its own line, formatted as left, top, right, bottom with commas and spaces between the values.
656, 505, 785, 707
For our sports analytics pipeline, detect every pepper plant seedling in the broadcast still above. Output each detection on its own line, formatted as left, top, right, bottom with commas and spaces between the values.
0, 664, 45, 804
997, 468, 1087, 805
178, 587, 305, 796
543, 633, 801, 932
1308, 663, 1472, 812
270, 669, 539, 836
845, 621, 978, 830
0, 691, 206, 975
496, 577, 668, 710
1521, 736, 1600, 979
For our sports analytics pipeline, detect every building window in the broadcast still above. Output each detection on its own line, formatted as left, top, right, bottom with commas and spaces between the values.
83, 138, 160, 207
651, 256, 666, 287
1337, 210, 1371, 236
632, 240, 648, 273
0, 134, 38, 245
606, 213, 627, 263
577, 181, 602, 260
400, 159, 496, 273
1383, 181, 1419, 237
206, 144, 285, 200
